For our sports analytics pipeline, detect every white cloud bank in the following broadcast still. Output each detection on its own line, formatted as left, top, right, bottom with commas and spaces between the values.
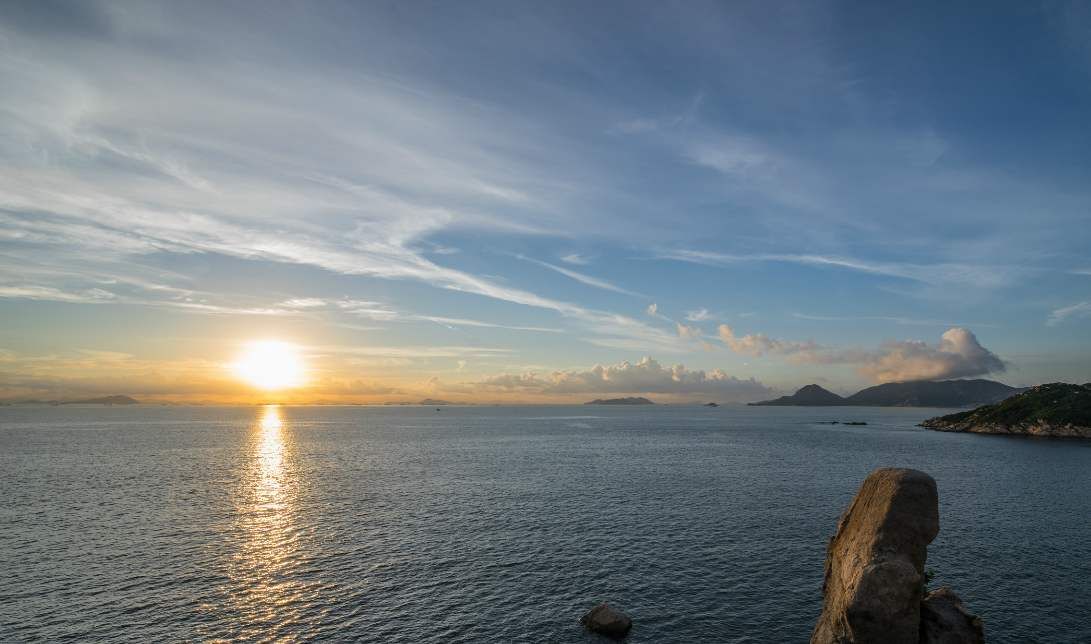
718, 324, 1005, 383
471, 356, 770, 400
859, 327, 1006, 383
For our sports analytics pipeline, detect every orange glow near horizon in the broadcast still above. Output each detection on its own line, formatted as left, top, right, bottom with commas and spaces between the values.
231, 340, 306, 391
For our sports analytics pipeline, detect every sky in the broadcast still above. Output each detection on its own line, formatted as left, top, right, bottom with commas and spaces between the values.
1, 0, 1089, 403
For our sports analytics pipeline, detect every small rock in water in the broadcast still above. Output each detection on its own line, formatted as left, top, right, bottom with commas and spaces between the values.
920, 587, 985, 644
580, 602, 632, 638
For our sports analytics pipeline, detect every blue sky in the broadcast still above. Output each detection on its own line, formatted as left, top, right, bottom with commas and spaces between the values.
1, 1, 1089, 402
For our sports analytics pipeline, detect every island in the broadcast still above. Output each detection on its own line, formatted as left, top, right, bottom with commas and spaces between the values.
920, 382, 1091, 438
67, 395, 140, 405
418, 398, 453, 406
750, 384, 845, 406
7, 395, 141, 406
750, 379, 1023, 407
585, 397, 654, 405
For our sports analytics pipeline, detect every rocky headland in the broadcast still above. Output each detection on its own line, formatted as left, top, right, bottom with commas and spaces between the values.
921, 383, 1091, 438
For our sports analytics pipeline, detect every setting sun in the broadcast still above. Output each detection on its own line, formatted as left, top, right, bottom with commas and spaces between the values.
232, 341, 306, 390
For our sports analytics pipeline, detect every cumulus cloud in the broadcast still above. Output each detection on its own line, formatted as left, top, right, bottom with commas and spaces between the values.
676, 322, 703, 340
472, 356, 770, 400
646, 302, 659, 316
1047, 301, 1091, 326
716, 323, 1005, 384
718, 324, 817, 356
858, 327, 1005, 383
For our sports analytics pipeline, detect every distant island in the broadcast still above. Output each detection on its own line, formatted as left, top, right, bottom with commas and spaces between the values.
68, 395, 140, 405
921, 383, 1091, 438
419, 399, 453, 406
5, 395, 140, 406
585, 397, 654, 405
752, 384, 846, 406
749, 379, 1022, 408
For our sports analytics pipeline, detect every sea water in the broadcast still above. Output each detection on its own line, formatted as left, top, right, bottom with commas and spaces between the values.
1, 404, 1089, 642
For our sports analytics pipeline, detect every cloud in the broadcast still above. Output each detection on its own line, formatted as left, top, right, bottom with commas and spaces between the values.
659, 249, 1026, 290
685, 308, 712, 322
718, 324, 817, 357
415, 315, 561, 333
0, 7, 697, 356
0, 285, 117, 303
280, 298, 327, 309
1047, 301, 1091, 326
676, 322, 703, 340
717, 323, 1005, 383
518, 255, 641, 296
792, 312, 995, 327
333, 300, 561, 332
646, 302, 659, 316
560, 253, 590, 265
858, 327, 1005, 383
471, 356, 770, 401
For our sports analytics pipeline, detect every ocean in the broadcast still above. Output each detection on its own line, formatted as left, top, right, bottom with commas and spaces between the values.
1, 404, 1089, 642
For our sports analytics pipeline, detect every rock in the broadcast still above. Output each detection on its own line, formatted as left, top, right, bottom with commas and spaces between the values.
580, 603, 632, 638
811, 468, 940, 644
920, 587, 985, 644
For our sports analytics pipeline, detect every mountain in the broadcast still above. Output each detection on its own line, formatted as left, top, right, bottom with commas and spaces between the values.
844, 379, 1020, 407
749, 379, 1021, 407
749, 384, 845, 406
585, 397, 654, 405
921, 383, 1091, 438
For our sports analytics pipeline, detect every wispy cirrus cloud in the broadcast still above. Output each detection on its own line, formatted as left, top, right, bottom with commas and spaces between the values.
792, 312, 996, 328
560, 253, 591, 265
1047, 301, 1091, 327
517, 255, 642, 297
0, 285, 117, 303
659, 249, 1026, 290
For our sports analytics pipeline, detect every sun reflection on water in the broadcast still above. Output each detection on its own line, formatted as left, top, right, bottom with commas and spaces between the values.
257, 405, 285, 503
210, 404, 311, 640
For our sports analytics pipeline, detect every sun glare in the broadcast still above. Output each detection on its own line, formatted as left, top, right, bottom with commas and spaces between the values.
232, 341, 306, 390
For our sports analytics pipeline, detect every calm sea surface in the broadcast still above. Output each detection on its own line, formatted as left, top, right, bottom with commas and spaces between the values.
1, 404, 1089, 643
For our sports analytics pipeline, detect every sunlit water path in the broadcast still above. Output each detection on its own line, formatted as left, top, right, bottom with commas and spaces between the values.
2, 405, 1089, 642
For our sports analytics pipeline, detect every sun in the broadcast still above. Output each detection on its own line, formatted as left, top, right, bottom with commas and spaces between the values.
232, 340, 306, 390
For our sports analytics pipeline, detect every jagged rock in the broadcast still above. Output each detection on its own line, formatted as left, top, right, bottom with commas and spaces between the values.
920, 587, 985, 644
811, 468, 940, 644
580, 602, 632, 638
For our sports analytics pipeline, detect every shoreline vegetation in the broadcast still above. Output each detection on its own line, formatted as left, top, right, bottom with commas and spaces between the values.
921, 383, 1091, 439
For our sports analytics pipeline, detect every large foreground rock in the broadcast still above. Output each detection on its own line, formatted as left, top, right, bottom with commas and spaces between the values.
811, 468, 940, 644
580, 603, 632, 639
920, 587, 985, 644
